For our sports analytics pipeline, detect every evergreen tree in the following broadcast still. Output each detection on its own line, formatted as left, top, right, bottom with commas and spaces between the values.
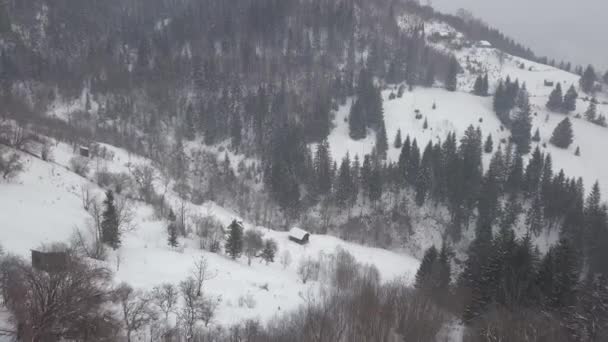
511, 89, 533, 154
563, 85, 578, 112
580, 65, 597, 93
376, 121, 388, 159
575, 146, 581, 156
101, 190, 121, 249
473, 75, 484, 95
406, 140, 420, 186
0, 2, 11, 33
482, 74, 489, 96
546, 83, 563, 111
423, 118, 428, 129
398, 136, 411, 185
260, 239, 278, 264
335, 154, 353, 207
415, 246, 438, 289
225, 220, 243, 259
445, 55, 460, 91
368, 163, 383, 203
532, 128, 541, 142
550, 118, 574, 148
314, 140, 333, 195
348, 99, 366, 140
167, 211, 179, 248
585, 98, 597, 122
484, 134, 493, 153
393, 129, 402, 149
526, 192, 544, 235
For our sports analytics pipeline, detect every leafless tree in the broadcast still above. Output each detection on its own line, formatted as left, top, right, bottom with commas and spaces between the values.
128, 163, 157, 202
280, 250, 292, 269
115, 283, 158, 342
152, 283, 179, 320
0, 255, 119, 341
79, 184, 94, 211
298, 258, 320, 284
71, 200, 106, 260
191, 255, 217, 297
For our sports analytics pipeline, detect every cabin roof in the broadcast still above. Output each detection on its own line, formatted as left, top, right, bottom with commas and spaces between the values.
289, 227, 310, 240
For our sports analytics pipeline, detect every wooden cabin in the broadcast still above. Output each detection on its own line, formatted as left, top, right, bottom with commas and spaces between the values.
288, 227, 310, 245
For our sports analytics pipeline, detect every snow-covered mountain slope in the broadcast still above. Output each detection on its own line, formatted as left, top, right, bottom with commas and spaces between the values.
0, 143, 420, 326
327, 29, 608, 197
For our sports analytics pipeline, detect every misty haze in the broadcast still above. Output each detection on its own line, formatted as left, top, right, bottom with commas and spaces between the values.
0, 0, 606, 341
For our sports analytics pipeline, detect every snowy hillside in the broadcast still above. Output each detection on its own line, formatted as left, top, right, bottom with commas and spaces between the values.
0, 142, 420, 326
326, 25, 608, 197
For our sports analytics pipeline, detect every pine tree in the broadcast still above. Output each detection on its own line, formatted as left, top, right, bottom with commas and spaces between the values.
314, 140, 333, 195
550, 118, 574, 148
260, 239, 278, 264
526, 192, 544, 235
423, 118, 428, 129
348, 99, 366, 140
563, 85, 578, 112
101, 190, 121, 249
580, 65, 597, 93
546, 83, 563, 111
575, 146, 581, 156
225, 220, 243, 259
167, 211, 179, 248
406, 140, 420, 186
484, 134, 493, 153
585, 98, 597, 122
511, 89, 533, 154
393, 129, 402, 149
335, 154, 353, 207
376, 122, 388, 160
482, 74, 489, 96
415, 246, 438, 289
445, 56, 460, 91
473, 75, 483, 95
532, 128, 541, 142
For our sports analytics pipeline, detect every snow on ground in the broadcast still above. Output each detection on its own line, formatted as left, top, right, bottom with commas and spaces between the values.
0, 142, 420, 327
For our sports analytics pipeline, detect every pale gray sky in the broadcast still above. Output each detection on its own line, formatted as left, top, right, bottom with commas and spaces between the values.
431, 0, 607, 70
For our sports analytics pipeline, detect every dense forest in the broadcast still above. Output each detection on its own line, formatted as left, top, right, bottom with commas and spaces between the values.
0, 0, 607, 341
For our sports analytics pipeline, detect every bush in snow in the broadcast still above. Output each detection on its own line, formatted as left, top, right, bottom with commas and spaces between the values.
0, 149, 24, 180
69, 156, 90, 176
297, 257, 321, 284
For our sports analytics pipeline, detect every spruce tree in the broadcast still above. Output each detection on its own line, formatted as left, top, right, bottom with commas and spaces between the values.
376, 122, 388, 160
532, 128, 541, 142
445, 56, 459, 91
406, 140, 420, 186
482, 74, 489, 96
415, 246, 438, 289
511, 89, 533, 154
423, 118, 428, 129
484, 134, 493, 153
314, 140, 333, 195
167, 210, 178, 247
546, 83, 563, 111
393, 129, 402, 149
225, 220, 243, 259
526, 192, 544, 235
585, 98, 597, 122
580, 65, 597, 93
473, 75, 483, 95
101, 190, 121, 249
348, 100, 366, 140
335, 154, 353, 207
563, 85, 578, 112
261, 239, 278, 264
550, 118, 574, 148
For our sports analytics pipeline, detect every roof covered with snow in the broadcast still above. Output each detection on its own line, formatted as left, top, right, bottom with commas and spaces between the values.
289, 227, 310, 240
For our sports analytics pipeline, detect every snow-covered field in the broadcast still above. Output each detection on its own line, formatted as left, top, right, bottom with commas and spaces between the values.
0, 143, 420, 327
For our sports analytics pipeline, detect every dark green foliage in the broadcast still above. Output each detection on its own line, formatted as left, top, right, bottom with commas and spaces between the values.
484, 134, 493, 153
532, 128, 541, 142
563, 85, 578, 112
225, 220, 243, 259
511, 88, 532, 154
101, 190, 120, 249
550, 118, 574, 149
445, 55, 460, 91
393, 129, 402, 149
546, 83, 563, 111
261, 239, 278, 264
585, 98, 597, 122
580, 65, 597, 93
167, 211, 179, 248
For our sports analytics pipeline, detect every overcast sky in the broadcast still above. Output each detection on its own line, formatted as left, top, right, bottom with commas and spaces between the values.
430, 0, 607, 70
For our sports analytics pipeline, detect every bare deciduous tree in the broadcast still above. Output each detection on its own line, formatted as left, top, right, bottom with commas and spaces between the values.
115, 283, 158, 342
152, 283, 179, 320
191, 255, 217, 297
